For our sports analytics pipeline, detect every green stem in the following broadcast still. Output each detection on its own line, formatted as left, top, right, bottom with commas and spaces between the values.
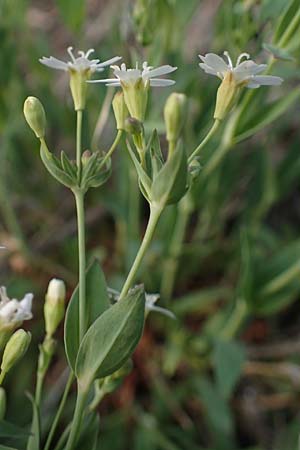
74, 191, 87, 341
65, 387, 87, 450
43, 373, 74, 450
119, 204, 163, 300
277, 8, 300, 48
188, 119, 220, 164
99, 130, 123, 169
160, 195, 192, 304
76, 109, 83, 181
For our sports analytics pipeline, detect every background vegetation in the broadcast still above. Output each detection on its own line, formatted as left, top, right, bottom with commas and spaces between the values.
1, 0, 300, 449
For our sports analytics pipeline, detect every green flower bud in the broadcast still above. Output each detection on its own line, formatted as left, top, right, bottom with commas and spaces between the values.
0, 387, 6, 420
44, 278, 66, 338
213, 72, 240, 121
112, 92, 128, 130
23, 97, 46, 139
164, 92, 187, 143
1, 329, 31, 377
81, 150, 92, 166
124, 117, 144, 136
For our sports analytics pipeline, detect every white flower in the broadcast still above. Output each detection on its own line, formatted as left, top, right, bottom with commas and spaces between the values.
145, 293, 176, 319
89, 62, 177, 87
0, 287, 33, 327
199, 51, 283, 89
39, 47, 122, 74
46, 278, 66, 304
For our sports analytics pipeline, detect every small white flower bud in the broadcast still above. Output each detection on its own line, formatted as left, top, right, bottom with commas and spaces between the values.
44, 279, 66, 338
23, 96, 46, 139
1, 329, 31, 378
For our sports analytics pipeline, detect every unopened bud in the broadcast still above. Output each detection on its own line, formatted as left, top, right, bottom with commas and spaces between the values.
82, 150, 92, 166
1, 329, 31, 377
214, 72, 239, 121
44, 279, 66, 338
69, 70, 90, 111
124, 117, 144, 136
164, 93, 187, 143
23, 96, 46, 139
112, 92, 128, 130
0, 387, 6, 419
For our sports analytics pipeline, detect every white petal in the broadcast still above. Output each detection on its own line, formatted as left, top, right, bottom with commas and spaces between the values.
149, 79, 176, 86
199, 63, 219, 77
39, 57, 69, 71
143, 65, 177, 79
246, 82, 260, 89
234, 61, 267, 79
87, 78, 117, 83
19, 293, 33, 315
251, 75, 283, 86
97, 56, 122, 67
199, 53, 228, 72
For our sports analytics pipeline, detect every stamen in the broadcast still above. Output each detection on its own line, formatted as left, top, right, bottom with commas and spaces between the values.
236, 52, 250, 66
67, 46, 76, 62
85, 48, 95, 58
223, 51, 233, 69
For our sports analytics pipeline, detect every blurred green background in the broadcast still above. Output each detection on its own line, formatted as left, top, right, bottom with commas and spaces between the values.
1, 0, 300, 449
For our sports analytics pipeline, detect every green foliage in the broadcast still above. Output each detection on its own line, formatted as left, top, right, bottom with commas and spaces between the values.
75, 286, 145, 388
64, 260, 110, 371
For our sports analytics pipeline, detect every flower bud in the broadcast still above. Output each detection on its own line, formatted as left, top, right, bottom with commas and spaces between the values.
164, 93, 187, 143
81, 150, 92, 166
23, 96, 46, 139
112, 92, 128, 130
44, 279, 66, 338
0, 387, 6, 419
124, 117, 144, 136
1, 329, 31, 377
213, 72, 239, 121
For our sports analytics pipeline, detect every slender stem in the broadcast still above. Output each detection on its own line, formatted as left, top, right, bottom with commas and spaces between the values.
53, 424, 71, 450
99, 130, 123, 169
65, 387, 87, 450
74, 191, 87, 341
76, 110, 83, 181
119, 204, 163, 300
160, 195, 192, 304
188, 119, 220, 164
35, 372, 44, 407
43, 373, 74, 450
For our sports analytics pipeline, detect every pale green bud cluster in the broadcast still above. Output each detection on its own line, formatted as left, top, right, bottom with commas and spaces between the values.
164, 92, 187, 144
0, 329, 31, 383
23, 96, 46, 139
112, 92, 129, 130
44, 278, 66, 338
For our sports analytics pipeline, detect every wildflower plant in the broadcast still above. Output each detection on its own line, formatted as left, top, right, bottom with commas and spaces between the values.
1, 0, 299, 448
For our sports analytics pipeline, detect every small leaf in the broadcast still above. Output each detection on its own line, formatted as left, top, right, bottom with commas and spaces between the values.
212, 340, 246, 399
151, 142, 187, 206
76, 285, 145, 389
40, 141, 75, 188
61, 151, 77, 178
126, 139, 152, 200
64, 260, 110, 371
263, 43, 294, 61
